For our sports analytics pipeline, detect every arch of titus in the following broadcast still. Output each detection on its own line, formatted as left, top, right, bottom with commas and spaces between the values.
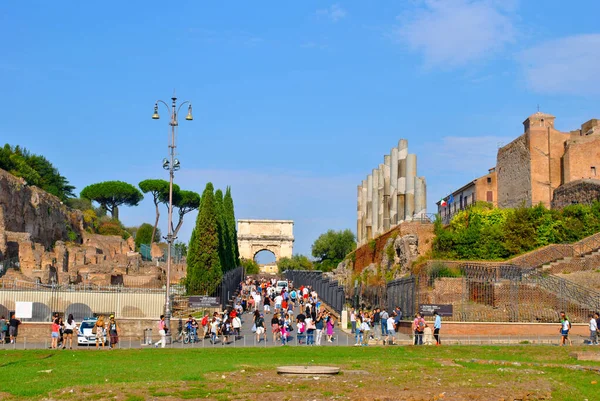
357, 139, 427, 246
237, 219, 294, 262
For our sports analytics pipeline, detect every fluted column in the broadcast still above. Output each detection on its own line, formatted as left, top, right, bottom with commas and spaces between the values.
366, 174, 373, 241
405, 154, 417, 220
390, 147, 398, 225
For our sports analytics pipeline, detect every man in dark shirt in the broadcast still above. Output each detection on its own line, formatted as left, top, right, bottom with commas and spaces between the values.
9, 314, 21, 344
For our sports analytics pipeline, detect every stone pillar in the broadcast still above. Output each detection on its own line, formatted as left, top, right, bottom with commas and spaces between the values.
357, 184, 363, 246
397, 140, 408, 222
405, 153, 417, 220
414, 177, 426, 219
366, 174, 373, 241
372, 168, 379, 237
390, 147, 399, 225
378, 164, 385, 234
383, 156, 391, 231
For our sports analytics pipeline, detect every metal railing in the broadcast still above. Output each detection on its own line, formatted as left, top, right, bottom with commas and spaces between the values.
283, 270, 345, 314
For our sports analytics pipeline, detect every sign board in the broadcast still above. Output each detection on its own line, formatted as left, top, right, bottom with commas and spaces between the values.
419, 304, 453, 316
15, 302, 33, 319
188, 296, 220, 308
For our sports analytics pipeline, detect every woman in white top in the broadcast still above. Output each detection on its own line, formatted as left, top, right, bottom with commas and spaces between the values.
63, 314, 77, 349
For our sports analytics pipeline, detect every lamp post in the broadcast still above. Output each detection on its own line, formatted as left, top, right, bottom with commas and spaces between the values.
152, 94, 193, 342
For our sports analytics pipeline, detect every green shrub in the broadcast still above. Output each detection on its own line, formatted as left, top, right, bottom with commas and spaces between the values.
432, 201, 600, 261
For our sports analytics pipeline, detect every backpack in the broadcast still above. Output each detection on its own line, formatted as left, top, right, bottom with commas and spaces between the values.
417, 319, 425, 332
201, 316, 208, 326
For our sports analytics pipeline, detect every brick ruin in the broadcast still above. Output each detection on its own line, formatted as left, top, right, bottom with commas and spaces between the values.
0, 168, 165, 286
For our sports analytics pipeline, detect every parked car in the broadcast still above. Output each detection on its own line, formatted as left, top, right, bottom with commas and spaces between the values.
77, 317, 107, 346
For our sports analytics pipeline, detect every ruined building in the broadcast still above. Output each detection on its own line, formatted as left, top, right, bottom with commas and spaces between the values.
437, 112, 600, 221
0, 168, 167, 287
497, 113, 600, 209
357, 139, 427, 246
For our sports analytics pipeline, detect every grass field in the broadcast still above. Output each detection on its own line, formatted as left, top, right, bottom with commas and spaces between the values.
0, 345, 598, 400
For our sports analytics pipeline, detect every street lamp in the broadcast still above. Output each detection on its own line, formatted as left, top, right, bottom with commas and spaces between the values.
152, 93, 193, 343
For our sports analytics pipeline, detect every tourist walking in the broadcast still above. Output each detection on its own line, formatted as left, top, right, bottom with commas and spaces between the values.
50, 318, 60, 349
271, 313, 280, 343
0, 315, 7, 344
254, 312, 266, 343
326, 313, 335, 342
559, 311, 572, 346
95, 315, 106, 349
433, 311, 442, 345
63, 314, 77, 349
589, 313, 598, 345
108, 315, 120, 349
360, 317, 370, 346
380, 308, 389, 338
384, 313, 396, 345
350, 308, 356, 334
9, 314, 21, 344
154, 315, 167, 348
354, 314, 363, 346
413, 313, 425, 345
315, 311, 325, 345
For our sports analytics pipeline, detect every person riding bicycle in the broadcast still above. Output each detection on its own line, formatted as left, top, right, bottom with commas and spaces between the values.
185, 315, 199, 341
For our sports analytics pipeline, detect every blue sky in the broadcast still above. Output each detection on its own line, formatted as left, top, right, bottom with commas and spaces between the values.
1, 1, 599, 261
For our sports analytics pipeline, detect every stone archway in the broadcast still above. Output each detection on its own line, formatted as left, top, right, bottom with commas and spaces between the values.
237, 220, 294, 273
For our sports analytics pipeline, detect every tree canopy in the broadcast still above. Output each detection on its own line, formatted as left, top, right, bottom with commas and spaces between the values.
172, 189, 201, 238
277, 254, 314, 274
311, 229, 357, 271
0, 144, 75, 201
139, 179, 174, 244
134, 223, 161, 250
80, 181, 143, 221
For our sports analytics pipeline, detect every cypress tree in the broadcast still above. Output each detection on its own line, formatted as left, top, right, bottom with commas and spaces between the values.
186, 183, 222, 295
224, 186, 240, 266
214, 189, 232, 272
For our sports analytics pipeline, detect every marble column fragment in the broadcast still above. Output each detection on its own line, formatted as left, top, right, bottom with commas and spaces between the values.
390, 147, 398, 225
357, 184, 363, 245
405, 154, 417, 220
366, 174, 373, 241
377, 164, 385, 235
360, 179, 368, 245
416, 177, 427, 217
414, 177, 425, 219
397, 140, 408, 222
372, 169, 379, 238
383, 156, 391, 231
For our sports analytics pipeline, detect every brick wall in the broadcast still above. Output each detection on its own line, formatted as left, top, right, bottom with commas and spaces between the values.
396, 321, 588, 337
563, 134, 600, 182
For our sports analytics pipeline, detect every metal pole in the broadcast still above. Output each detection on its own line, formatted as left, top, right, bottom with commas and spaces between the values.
164, 96, 177, 343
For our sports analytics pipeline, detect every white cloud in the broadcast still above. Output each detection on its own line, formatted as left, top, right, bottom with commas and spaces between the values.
316, 4, 347, 22
394, 0, 516, 68
520, 34, 600, 95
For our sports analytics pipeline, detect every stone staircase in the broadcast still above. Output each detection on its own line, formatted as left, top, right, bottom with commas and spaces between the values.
542, 249, 600, 274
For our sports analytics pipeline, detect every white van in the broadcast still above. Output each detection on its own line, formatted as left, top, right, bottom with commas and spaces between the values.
275, 280, 288, 294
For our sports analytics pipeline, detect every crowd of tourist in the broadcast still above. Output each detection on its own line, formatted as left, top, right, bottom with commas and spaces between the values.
169, 277, 338, 346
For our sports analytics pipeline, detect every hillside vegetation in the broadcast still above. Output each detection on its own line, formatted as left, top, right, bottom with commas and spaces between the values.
433, 201, 600, 260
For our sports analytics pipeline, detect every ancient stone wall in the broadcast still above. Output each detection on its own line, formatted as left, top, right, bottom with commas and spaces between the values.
497, 134, 531, 208
551, 179, 600, 209
352, 221, 434, 272
0, 168, 83, 251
